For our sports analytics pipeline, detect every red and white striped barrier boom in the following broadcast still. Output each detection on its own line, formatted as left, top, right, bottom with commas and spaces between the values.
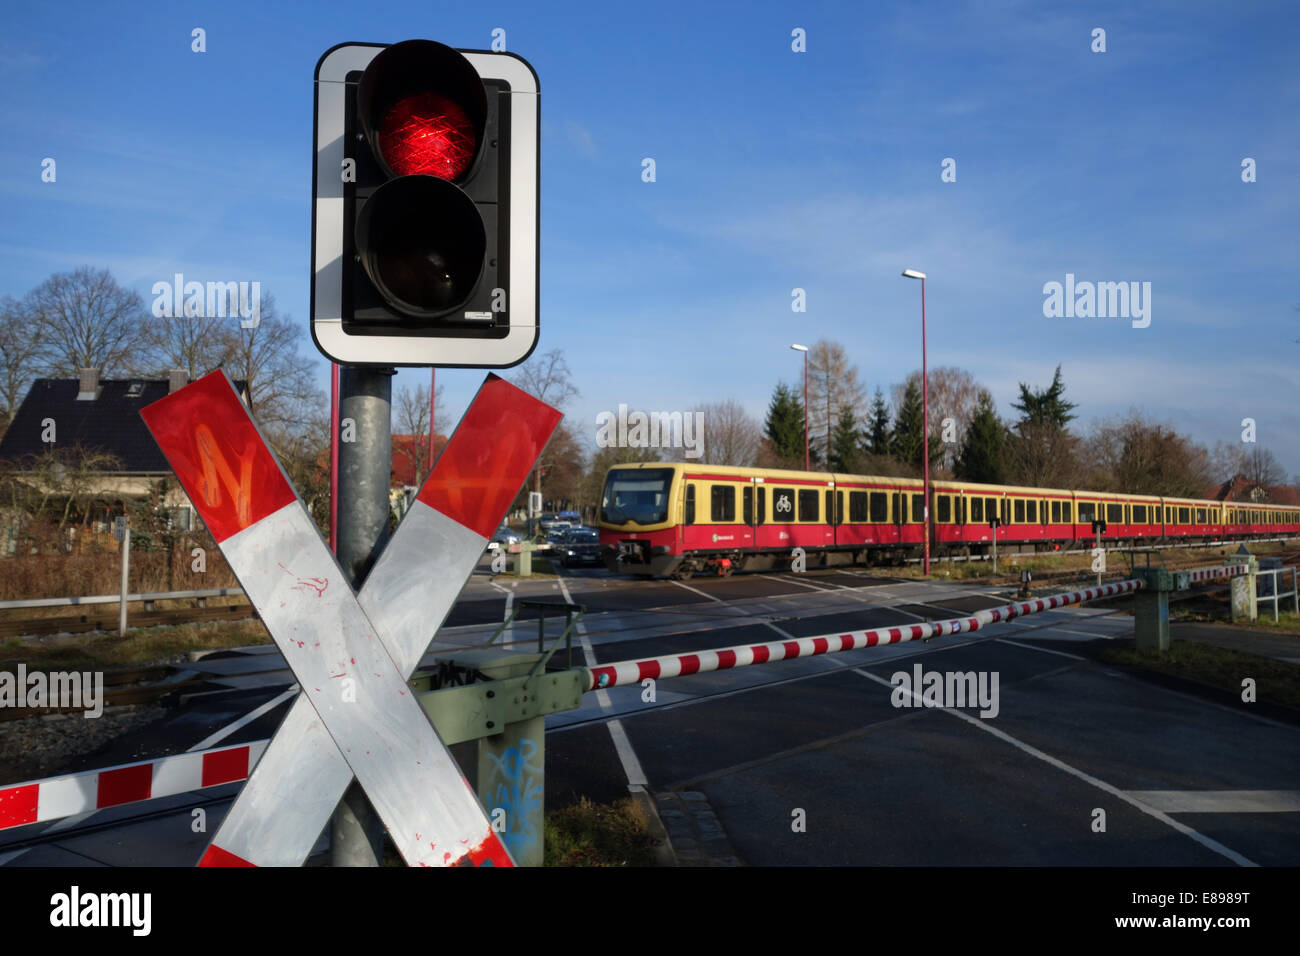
0, 742, 266, 831
586, 580, 1145, 690
1186, 564, 1249, 584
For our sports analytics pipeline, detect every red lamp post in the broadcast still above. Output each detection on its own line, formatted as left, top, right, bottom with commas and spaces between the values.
902, 269, 928, 575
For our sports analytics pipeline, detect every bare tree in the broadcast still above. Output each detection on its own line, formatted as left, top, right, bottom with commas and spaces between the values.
26, 267, 148, 377
219, 295, 324, 439
392, 380, 448, 488
509, 348, 578, 411
1240, 446, 1286, 491
1208, 441, 1287, 494
692, 399, 762, 467
807, 339, 865, 465
509, 348, 580, 510
129, 307, 236, 380
892, 367, 984, 473
0, 294, 45, 426
1082, 413, 1211, 497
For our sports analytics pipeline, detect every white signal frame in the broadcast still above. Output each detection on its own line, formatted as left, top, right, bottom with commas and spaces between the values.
311, 42, 539, 368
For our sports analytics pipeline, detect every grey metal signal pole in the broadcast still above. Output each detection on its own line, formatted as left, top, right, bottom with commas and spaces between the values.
331, 366, 395, 866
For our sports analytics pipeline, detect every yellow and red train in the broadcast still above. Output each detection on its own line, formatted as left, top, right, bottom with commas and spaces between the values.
597, 462, 1300, 578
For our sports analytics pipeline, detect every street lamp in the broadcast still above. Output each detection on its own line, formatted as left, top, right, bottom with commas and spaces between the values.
902, 269, 929, 575
790, 344, 809, 471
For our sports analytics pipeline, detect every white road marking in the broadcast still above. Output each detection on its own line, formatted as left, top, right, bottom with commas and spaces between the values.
189, 688, 298, 752
557, 574, 648, 789
850, 667, 1257, 867
773, 575, 834, 591
1125, 791, 1300, 813
994, 638, 1087, 661
668, 579, 731, 606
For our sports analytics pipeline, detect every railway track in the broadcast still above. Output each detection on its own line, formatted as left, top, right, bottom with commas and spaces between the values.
0, 602, 257, 639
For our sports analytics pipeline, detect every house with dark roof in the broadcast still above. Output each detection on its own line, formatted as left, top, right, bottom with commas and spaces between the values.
0, 369, 249, 538
1207, 474, 1300, 506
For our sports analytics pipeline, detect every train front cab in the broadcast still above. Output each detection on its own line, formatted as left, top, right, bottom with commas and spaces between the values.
597, 463, 685, 575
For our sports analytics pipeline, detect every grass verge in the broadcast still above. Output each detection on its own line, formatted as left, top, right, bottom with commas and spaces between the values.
544, 796, 659, 866
1097, 638, 1300, 711
378, 796, 659, 866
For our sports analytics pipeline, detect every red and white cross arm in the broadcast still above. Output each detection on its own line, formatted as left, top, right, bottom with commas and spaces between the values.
141, 371, 560, 867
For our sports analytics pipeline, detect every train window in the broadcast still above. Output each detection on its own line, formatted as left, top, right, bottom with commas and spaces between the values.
772, 488, 795, 522
958, 497, 968, 524
836, 491, 845, 525
1026, 500, 1037, 523
1001, 499, 1010, 524
798, 489, 819, 521
937, 495, 951, 523
825, 490, 835, 526
971, 497, 984, 522
685, 484, 696, 525
1063, 502, 1071, 523
1164, 507, 1172, 523
891, 492, 901, 522
1014, 499, 1025, 522
1177, 507, 1190, 524
711, 485, 736, 522
757, 486, 766, 524
1078, 502, 1095, 524
986, 497, 997, 520
850, 491, 869, 522
743, 486, 753, 525
1051, 501, 1061, 523
912, 494, 924, 523
1106, 504, 1122, 524
1195, 508, 1207, 523
870, 492, 887, 522
1132, 505, 1146, 523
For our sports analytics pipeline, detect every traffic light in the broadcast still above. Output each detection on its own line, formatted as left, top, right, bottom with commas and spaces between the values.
311, 40, 539, 367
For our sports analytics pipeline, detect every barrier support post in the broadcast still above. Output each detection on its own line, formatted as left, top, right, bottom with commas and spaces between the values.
1230, 554, 1258, 623
412, 604, 586, 866
1133, 566, 1184, 652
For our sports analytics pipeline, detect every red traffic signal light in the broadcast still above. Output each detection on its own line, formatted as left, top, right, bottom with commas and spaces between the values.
312, 40, 539, 367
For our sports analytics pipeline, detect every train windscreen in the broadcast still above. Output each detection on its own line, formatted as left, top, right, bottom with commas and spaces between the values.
600, 469, 674, 526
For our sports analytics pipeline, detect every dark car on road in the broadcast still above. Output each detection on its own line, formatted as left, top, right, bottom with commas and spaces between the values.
559, 528, 601, 567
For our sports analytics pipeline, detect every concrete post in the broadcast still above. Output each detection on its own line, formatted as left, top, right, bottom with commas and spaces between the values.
1230, 555, 1259, 623
475, 650, 547, 867
1133, 567, 1173, 652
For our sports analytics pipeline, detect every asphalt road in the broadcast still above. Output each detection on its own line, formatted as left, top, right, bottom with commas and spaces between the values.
3, 560, 1298, 867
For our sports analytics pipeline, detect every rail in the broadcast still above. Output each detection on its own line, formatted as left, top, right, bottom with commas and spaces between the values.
0, 587, 245, 612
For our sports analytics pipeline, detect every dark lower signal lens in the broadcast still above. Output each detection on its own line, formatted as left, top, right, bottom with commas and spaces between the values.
355, 176, 487, 319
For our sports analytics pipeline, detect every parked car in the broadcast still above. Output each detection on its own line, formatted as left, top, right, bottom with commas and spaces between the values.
560, 528, 601, 567
538, 513, 572, 533
487, 525, 521, 550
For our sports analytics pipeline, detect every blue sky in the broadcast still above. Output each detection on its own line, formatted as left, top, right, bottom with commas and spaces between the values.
1, 0, 1297, 474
